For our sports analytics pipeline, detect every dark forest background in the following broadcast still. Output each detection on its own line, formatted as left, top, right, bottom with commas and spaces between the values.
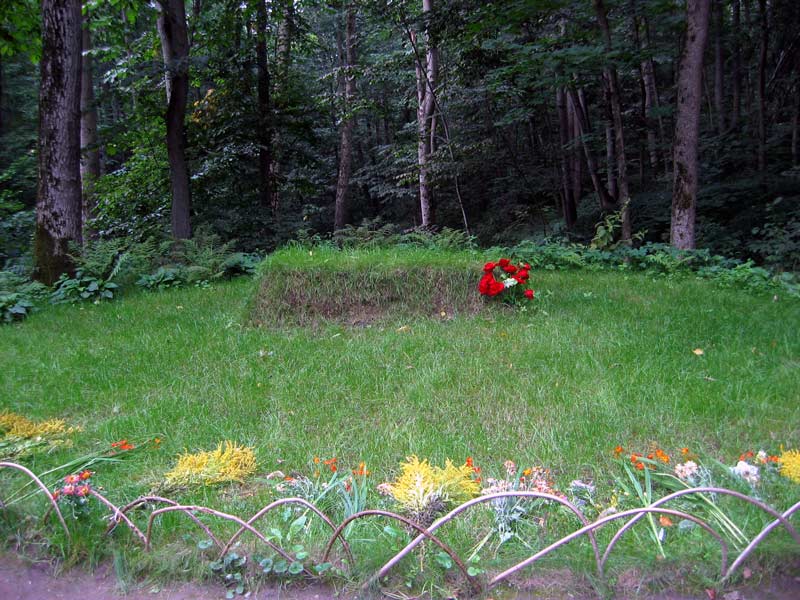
2, 0, 799, 280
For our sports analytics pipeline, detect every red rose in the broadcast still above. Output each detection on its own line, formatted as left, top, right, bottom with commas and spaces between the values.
517, 269, 529, 282
478, 273, 495, 295
489, 280, 505, 296
524, 263, 531, 269
524, 289, 534, 299
483, 262, 496, 272
498, 258, 510, 268
502, 264, 517, 274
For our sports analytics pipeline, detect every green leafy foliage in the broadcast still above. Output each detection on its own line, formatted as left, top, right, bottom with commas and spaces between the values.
50, 271, 119, 304
0, 292, 33, 323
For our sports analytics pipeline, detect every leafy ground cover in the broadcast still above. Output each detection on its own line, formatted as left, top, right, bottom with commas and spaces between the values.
1, 247, 799, 598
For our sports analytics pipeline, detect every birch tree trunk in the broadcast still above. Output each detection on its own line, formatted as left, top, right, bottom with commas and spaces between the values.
416, 0, 437, 228
671, 0, 711, 250
80, 11, 100, 237
158, 0, 192, 239
34, 0, 83, 284
334, 2, 357, 230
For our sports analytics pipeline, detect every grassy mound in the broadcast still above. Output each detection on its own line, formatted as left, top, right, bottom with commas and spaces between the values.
251, 247, 484, 326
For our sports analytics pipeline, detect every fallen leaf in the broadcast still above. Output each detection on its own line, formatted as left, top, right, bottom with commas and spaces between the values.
440, 311, 447, 317
396, 325, 410, 333
693, 348, 705, 356
659, 516, 673, 527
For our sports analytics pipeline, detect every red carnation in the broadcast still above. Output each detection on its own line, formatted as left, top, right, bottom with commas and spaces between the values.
498, 258, 510, 268
524, 289, 534, 299
483, 262, 496, 272
502, 264, 518, 274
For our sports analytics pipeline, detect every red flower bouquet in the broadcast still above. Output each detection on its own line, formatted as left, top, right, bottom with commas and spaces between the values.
478, 259, 535, 302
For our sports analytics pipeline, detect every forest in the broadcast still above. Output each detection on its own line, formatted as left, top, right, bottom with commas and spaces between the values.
1, 0, 799, 283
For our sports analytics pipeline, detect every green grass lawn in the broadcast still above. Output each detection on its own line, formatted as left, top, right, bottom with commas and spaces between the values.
1, 247, 799, 595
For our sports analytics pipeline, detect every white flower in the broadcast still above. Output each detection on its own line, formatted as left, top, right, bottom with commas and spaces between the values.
675, 460, 699, 482
569, 480, 596, 495
503, 278, 518, 288
756, 450, 768, 463
731, 460, 760, 485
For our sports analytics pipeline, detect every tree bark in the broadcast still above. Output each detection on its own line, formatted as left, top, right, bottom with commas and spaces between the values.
556, 87, 576, 227
35, 0, 83, 285
158, 0, 192, 239
731, 0, 742, 129
567, 87, 616, 211
80, 12, 100, 238
594, 0, 631, 241
757, 0, 767, 173
334, 2, 357, 230
416, 0, 438, 228
255, 0, 273, 210
567, 91, 582, 206
713, 0, 725, 134
671, 0, 711, 250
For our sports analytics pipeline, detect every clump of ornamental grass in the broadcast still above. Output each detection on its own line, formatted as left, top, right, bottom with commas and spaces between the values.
381, 455, 480, 525
164, 441, 257, 487
0, 411, 81, 458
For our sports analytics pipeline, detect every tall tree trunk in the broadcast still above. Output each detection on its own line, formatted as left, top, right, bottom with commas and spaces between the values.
35, 0, 83, 285
416, 0, 438, 228
556, 87, 577, 227
792, 81, 799, 166
594, 0, 632, 241
605, 122, 617, 200
270, 0, 294, 217
671, 0, 711, 250
568, 87, 616, 211
80, 12, 100, 238
630, 1, 659, 171
156, 9, 172, 102
731, 0, 742, 129
757, 0, 767, 173
567, 91, 582, 205
334, 2, 357, 230
159, 0, 192, 239
255, 0, 273, 210
713, 0, 725, 134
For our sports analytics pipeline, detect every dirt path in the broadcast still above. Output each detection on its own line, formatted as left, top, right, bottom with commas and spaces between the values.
2, 553, 799, 600
0, 553, 332, 600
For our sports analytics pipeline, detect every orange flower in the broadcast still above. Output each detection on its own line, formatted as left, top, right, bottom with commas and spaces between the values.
630, 453, 641, 464
681, 447, 690, 455
465, 457, 474, 468
64, 474, 80, 484
352, 462, 370, 477
614, 445, 624, 457
323, 457, 337, 472
79, 470, 92, 480
313, 456, 320, 464
51, 489, 60, 500
659, 516, 673, 527
522, 468, 532, 477
647, 453, 654, 460
635, 462, 645, 471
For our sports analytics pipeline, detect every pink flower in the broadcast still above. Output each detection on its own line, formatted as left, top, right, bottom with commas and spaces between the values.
62, 484, 75, 496
76, 485, 91, 497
